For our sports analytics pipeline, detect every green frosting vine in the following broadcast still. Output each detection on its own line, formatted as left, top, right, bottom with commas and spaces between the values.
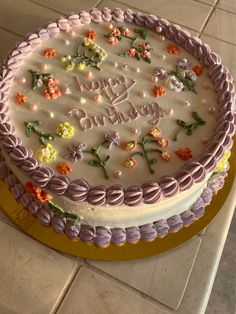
48, 201, 83, 222
24, 120, 55, 145
130, 135, 163, 174
173, 111, 206, 141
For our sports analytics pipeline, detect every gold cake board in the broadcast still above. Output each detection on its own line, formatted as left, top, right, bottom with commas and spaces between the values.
0, 146, 235, 261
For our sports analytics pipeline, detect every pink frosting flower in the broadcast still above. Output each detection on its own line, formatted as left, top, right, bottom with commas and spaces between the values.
108, 36, 119, 45
123, 28, 131, 37
127, 48, 136, 57
112, 28, 121, 36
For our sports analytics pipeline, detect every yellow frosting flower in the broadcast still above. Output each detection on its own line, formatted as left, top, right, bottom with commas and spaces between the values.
36, 143, 57, 163
66, 63, 75, 72
77, 63, 86, 71
214, 150, 231, 173
56, 122, 74, 139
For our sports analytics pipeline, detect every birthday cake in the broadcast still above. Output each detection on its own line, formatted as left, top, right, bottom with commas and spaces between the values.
0, 8, 235, 248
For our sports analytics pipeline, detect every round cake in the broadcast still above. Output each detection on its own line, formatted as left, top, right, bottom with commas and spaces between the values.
0, 7, 235, 248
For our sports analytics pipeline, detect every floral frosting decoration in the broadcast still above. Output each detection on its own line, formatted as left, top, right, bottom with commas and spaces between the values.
25, 182, 53, 203
63, 143, 87, 163
62, 132, 120, 179
15, 92, 27, 105
153, 85, 166, 97
166, 44, 180, 54
173, 111, 206, 141
36, 143, 57, 163
25, 120, 55, 145
61, 38, 107, 71
85, 30, 96, 40
175, 148, 192, 161
105, 26, 153, 63
192, 65, 204, 76
56, 162, 72, 175
42, 48, 56, 58
29, 70, 61, 100
214, 150, 231, 173
56, 122, 74, 139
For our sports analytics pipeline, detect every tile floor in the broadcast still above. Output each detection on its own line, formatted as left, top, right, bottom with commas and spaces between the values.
0, 0, 235, 313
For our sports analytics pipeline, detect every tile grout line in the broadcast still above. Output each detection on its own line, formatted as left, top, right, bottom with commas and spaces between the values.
29, 0, 67, 15
50, 263, 85, 314
0, 26, 24, 39
82, 262, 175, 312
200, 0, 220, 33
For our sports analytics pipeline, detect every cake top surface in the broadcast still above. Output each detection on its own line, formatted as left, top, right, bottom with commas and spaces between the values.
0, 8, 235, 206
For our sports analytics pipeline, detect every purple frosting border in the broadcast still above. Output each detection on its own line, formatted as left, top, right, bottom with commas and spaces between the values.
0, 7, 235, 207
0, 155, 229, 247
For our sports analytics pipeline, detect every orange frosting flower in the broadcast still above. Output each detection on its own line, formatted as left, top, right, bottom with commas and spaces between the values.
15, 92, 27, 105
56, 162, 72, 175
161, 151, 171, 161
149, 127, 161, 139
157, 138, 170, 148
85, 30, 97, 40
167, 44, 180, 54
25, 182, 52, 203
153, 85, 166, 97
123, 158, 137, 169
122, 141, 136, 151
192, 65, 204, 76
175, 147, 192, 161
42, 48, 56, 58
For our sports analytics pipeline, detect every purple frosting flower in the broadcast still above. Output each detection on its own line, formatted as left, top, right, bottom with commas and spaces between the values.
177, 58, 190, 69
181, 69, 197, 81
63, 143, 87, 163
104, 131, 120, 149
153, 67, 167, 80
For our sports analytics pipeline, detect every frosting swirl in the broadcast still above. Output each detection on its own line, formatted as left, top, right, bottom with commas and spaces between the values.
32, 167, 54, 188
51, 215, 66, 233
88, 186, 106, 205
124, 186, 143, 206
50, 175, 70, 196
107, 185, 124, 205
140, 223, 157, 241
94, 226, 112, 248
1, 134, 21, 152
111, 228, 126, 246
66, 179, 90, 202
9, 146, 33, 166
142, 181, 161, 204
65, 220, 81, 240
159, 176, 179, 197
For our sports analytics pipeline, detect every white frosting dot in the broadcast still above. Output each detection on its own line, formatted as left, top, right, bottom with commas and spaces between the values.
135, 67, 140, 73
159, 35, 165, 42
152, 76, 158, 83
108, 24, 113, 30
162, 54, 166, 60
114, 61, 118, 68
165, 108, 174, 116
86, 71, 93, 79
40, 63, 48, 71
131, 127, 139, 134
121, 63, 129, 70
201, 98, 207, 105
30, 104, 38, 111
185, 100, 191, 107
49, 112, 54, 118
93, 94, 101, 103
64, 86, 71, 94
70, 30, 76, 37
140, 91, 147, 98
156, 26, 162, 33
114, 170, 122, 178
79, 97, 86, 104
64, 39, 70, 45
18, 77, 26, 84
